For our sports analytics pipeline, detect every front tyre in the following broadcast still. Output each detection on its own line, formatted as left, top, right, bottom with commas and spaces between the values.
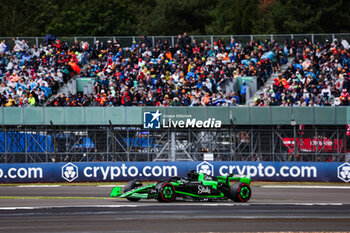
124, 180, 142, 202
155, 182, 176, 202
230, 182, 251, 202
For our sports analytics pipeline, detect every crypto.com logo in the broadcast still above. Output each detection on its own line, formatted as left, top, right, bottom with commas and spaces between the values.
143, 110, 161, 129
62, 162, 78, 182
337, 162, 350, 183
197, 161, 214, 176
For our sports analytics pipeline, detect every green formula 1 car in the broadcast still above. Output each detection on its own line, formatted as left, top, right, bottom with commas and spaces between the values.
110, 170, 252, 202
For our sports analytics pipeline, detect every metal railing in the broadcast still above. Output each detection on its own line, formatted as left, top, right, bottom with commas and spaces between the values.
2, 33, 350, 48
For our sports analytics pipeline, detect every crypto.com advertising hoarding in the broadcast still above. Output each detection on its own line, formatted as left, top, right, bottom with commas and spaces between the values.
0, 161, 349, 183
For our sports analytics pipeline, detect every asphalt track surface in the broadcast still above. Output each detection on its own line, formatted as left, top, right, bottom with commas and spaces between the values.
0, 185, 349, 232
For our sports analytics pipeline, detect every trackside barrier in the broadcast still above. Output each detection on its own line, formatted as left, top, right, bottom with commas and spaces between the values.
0, 162, 349, 183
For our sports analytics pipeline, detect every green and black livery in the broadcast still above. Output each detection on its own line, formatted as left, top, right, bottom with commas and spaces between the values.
110, 170, 252, 202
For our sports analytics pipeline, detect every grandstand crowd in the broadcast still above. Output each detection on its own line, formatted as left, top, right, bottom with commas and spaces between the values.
253, 38, 350, 106
0, 33, 349, 107
0, 37, 80, 107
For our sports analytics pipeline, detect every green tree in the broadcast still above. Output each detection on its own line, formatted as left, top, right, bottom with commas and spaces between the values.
270, 0, 350, 33
45, 0, 132, 36
0, 0, 349, 37
206, 0, 272, 35
131, 0, 213, 35
0, 0, 51, 36
205, 0, 236, 34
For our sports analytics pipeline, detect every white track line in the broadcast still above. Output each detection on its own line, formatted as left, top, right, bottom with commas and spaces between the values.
15, 185, 122, 188
16, 185, 61, 188
260, 185, 350, 189
0, 205, 138, 210
0, 202, 345, 210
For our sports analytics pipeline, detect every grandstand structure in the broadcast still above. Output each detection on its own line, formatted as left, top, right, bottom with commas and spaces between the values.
0, 107, 347, 163
0, 33, 349, 163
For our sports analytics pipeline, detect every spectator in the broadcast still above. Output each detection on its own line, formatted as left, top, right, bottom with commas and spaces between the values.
28, 94, 36, 106
240, 81, 247, 104
143, 36, 152, 48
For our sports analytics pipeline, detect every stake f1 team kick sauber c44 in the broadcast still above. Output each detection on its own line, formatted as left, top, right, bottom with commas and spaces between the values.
110, 170, 252, 202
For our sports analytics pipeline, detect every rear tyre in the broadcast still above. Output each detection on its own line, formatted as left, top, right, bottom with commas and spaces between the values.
124, 180, 142, 202
155, 182, 176, 202
230, 182, 251, 202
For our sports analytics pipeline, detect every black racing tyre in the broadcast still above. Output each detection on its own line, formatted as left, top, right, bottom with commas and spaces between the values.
155, 182, 176, 202
124, 180, 142, 202
230, 182, 251, 202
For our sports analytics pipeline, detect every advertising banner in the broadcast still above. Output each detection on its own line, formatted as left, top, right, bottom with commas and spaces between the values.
282, 137, 345, 153
0, 161, 349, 183
143, 109, 223, 129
